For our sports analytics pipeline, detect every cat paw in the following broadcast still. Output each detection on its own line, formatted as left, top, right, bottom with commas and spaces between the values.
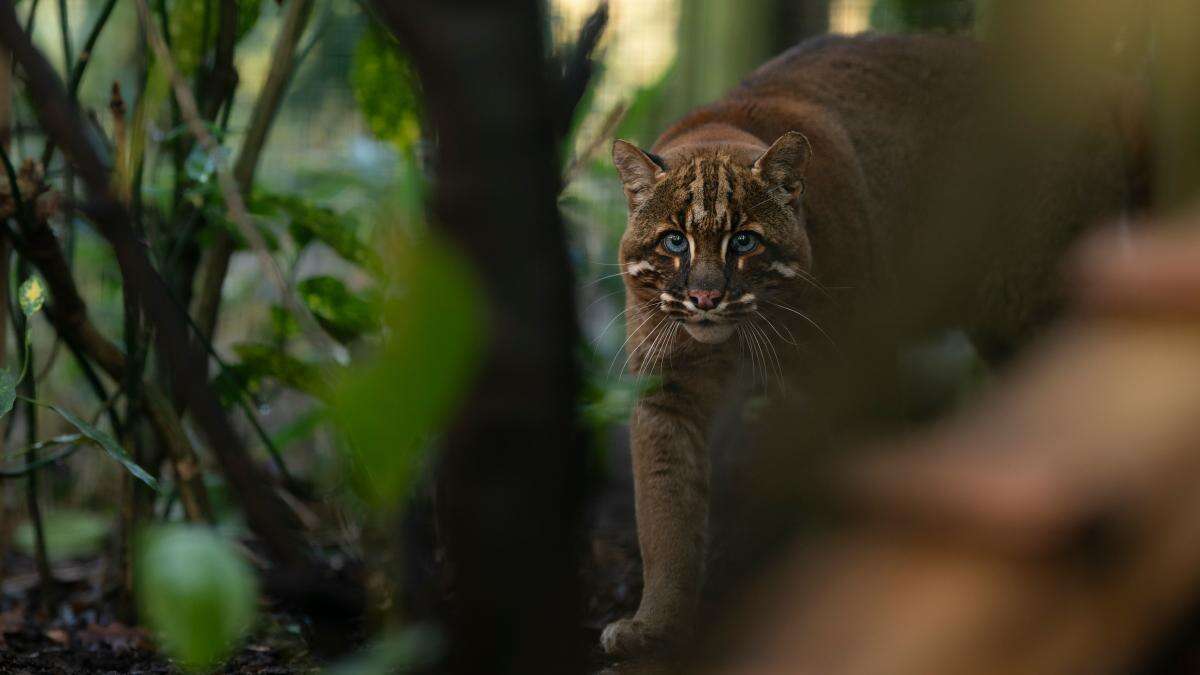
600, 617, 671, 658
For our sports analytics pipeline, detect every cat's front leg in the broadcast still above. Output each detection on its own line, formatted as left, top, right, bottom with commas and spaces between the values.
602, 386, 711, 659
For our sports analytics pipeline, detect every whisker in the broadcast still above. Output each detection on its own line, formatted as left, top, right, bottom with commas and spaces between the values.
618, 314, 669, 378
607, 310, 659, 377
754, 310, 798, 347
583, 270, 632, 287
744, 321, 767, 390
736, 326, 758, 387
647, 320, 678, 383
750, 319, 785, 391
763, 299, 839, 353
591, 298, 656, 346
638, 319, 673, 384
582, 287, 623, 314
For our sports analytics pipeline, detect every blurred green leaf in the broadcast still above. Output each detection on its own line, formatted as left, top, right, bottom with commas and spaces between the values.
222, 342, 327, 400
169, 0, 264, 75
333, 239, 483, 510
42, 403, 159, 490
251, 190, 380, 271
0, 368, 17, 419
871, 0, 976, 31
269, 305, 299, 344
351, 25, 421, 150
270, 408, 326, 451
298, 276, 380, 344
18, 276, 45, 317
323, 624, 444, 675
14, 510, 110, 562
136, 526, 258, 672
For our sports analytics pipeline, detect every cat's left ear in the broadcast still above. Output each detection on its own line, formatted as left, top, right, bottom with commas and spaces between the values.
613, 140, 667, 209
752, 131, 811, 203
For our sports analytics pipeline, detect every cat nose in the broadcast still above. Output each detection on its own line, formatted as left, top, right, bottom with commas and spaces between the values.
688, 289, 723, 310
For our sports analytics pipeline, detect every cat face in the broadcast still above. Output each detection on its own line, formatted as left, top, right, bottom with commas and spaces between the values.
614, 132, 813, 344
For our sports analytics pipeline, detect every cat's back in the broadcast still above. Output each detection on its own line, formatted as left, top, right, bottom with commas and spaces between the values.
733, 32, 983, 111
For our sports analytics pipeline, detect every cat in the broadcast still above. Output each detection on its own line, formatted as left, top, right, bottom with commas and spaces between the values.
602, 32, 1138, 658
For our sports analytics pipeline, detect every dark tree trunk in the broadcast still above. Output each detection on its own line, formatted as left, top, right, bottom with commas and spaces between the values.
370, 2, 587, 674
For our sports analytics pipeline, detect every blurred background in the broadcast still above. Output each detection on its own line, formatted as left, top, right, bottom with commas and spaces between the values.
2, 0, 1191, 673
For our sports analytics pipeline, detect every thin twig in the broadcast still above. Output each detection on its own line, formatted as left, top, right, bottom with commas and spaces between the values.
131, 0, 333, 357
192, 0, 317, 341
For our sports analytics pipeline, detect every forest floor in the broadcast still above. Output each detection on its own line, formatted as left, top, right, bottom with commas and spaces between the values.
0, 437, 644, 674
0, 551, 320, 673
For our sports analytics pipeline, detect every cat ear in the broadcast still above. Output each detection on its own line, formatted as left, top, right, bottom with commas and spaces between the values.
752, 131, 811, 203
613, 140, 667, 208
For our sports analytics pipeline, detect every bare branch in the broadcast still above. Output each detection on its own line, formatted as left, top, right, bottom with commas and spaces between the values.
193, 0, 316, 340
131, 0, 331, 356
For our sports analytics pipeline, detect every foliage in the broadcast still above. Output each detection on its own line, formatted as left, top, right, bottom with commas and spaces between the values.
871, 0, 976, 32
351, 24, 421, 150
14, 510, 110, 562
168, 0, 265, 75
298, 275, 379, 344
0, 276, 157, 489
332, 238, 484, 510
252, 189, 382, 273
219, 341, 328, 402
136, 526, 258, 672
324, 624, 444, 675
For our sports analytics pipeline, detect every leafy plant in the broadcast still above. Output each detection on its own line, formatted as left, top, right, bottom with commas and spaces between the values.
351, 24, 421, 150
0, 277, 157, 489
136, 525, 258, 672
298, 275, 380, 344
332, 238, 483, 510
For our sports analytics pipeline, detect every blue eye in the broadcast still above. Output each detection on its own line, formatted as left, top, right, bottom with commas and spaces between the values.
731, 232, 759, 254
661, 232, 688, 254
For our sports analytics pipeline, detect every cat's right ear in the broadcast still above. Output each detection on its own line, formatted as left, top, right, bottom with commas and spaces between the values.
613, 140, 666, 209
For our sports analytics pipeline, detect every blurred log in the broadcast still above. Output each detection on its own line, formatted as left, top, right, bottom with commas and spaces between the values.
712, 222, 1200, 675
370, 1, 595, 673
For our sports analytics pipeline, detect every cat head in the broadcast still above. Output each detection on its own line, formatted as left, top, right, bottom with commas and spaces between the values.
613, 132, 813, 344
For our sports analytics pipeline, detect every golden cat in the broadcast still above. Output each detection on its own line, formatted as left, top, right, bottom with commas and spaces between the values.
603, 33, 1137, 658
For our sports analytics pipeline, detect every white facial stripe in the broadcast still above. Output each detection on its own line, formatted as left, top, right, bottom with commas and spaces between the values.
686, 233, 697, 265
626, 260, 654, 276
770, 261, 800, 278
719, 233, 730, 262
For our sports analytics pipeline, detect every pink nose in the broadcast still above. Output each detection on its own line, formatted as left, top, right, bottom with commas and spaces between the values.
688, 289, 722, 310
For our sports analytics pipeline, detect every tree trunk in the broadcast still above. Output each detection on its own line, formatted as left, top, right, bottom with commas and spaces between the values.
370, 2, 587, 674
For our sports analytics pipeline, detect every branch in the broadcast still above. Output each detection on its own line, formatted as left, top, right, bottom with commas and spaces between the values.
6, 197, 212, 523
0, 5, 310, 566
132, 0, 329, 356
554, 1, 608, 139
199, 0, 238, 121
193, 0, 315, 340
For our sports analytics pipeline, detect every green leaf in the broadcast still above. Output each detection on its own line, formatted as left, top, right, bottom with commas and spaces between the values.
18, 276, 45, 316
14, 509, 110, 562
43, 403, 158, 490
136, 525, 258, 672
297, 276, 380, 344
0, 368, 17, 419
323, 625, 444, 675
251, 190, 380, 272
333, 238, 483, 510
225, 342, 327, 400
168, 0, 264, 75
351, 25, 421, 150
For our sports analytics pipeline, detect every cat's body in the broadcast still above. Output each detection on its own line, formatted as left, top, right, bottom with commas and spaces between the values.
604, 33, 1137, 658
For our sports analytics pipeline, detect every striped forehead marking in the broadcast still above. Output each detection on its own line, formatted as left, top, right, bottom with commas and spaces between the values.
689, 158, 707, 223
683, 156, 742, 233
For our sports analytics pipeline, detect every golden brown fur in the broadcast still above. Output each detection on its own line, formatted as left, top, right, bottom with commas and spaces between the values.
603, 33, 1134, 658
